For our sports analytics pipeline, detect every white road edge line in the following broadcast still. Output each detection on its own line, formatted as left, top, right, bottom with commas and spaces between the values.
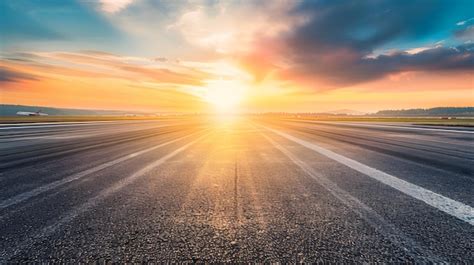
287, 120, 474, 134
0, 120, 176, 130
0, 130, 206, 210
0, 120, 124, 127
0, 132, 208, 262
260, 132, 442, 262
0, 123, 178, 142
262, 125, 474, 225
0, 122, 125, 130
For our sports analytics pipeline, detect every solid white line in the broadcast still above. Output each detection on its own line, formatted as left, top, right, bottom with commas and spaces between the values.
0, 123, 178, 142
261, 132, 442, 262
263, 125, 474, 225
0, 120, 121, 126
0, 132, 208, 262
0, 121, 124, 130
0, 120, 170, 130
0, 130, 204, 210
288, 120, 474, 134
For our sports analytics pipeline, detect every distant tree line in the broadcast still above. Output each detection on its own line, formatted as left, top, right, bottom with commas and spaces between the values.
374, 107, 474, 116
2, 104, 473, 117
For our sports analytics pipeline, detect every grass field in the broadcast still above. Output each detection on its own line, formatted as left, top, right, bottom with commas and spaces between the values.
1, 115, 473, 127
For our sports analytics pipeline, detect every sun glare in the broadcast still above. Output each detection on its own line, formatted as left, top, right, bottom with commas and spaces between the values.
204, 79, 247, 113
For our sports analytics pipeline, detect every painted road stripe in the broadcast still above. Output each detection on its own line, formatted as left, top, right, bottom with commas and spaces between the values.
263, 126, 474, 225
286, 120, 474, 134
0, 130, 206, 210
0, 120, 122, 127
261, 132, 442, 262
0, 123, 177, 142
0, 120, 175, 130
0, 132, 208, 262
0, 122, 124, 130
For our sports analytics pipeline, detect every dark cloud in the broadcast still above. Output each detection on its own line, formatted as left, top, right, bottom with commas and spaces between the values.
0, 67, 39, 83
284, 44, 474, 86
455, 26, 474, 40
374, 44, 474, 71
289, 0, 449, 53
1, 52, 43, 63
279, 0, 474, 86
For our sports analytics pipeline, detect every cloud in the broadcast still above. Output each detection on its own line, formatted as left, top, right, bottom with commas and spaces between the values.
280, 43, 474, 87
167, 1, 300, 54
455, 26, 474, 41
287, 0, 450, 53
153, 57, 168, 62
0, 67, 39, 83
1, 50, 212, 87
98, 0, 134, 13
3, 0, 473, 92
456, 17, 474, 26
258, 0, 474, 87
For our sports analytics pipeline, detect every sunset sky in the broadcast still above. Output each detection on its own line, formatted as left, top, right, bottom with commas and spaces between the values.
1, 0, 473, 113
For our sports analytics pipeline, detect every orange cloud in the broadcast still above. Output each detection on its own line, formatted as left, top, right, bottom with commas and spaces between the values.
1, 46, 473, 113
0, 51, 215, 112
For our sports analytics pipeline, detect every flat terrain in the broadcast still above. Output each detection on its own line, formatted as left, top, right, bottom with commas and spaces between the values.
2, 115, 474, 126
0, 118, 472, 262
0, 115, 176, 124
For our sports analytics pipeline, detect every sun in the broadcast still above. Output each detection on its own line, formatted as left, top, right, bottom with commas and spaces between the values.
204, 79, 247, 113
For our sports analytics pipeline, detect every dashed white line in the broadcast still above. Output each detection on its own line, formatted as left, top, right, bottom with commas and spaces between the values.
263, 125, 474, 225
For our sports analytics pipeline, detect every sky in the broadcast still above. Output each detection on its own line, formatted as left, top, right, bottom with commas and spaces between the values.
1, 0, 473, 113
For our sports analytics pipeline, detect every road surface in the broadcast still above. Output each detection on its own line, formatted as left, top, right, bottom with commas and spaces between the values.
0, 118, 473, 262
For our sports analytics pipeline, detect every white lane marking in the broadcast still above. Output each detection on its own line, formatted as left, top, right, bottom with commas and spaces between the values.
261, 132, 442, 262
0, 130, 205, 210
287, 120, 474, 134
0, 123, 177, 142
0, 122, 122, 130
0, 120, 174, 130
0, 135, 95, 141
0, 120, 122, 127
263, 126, 474, 225
0, 133, 208, 262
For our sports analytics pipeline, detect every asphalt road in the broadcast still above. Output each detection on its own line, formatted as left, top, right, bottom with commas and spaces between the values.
0, 118, 472, 262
